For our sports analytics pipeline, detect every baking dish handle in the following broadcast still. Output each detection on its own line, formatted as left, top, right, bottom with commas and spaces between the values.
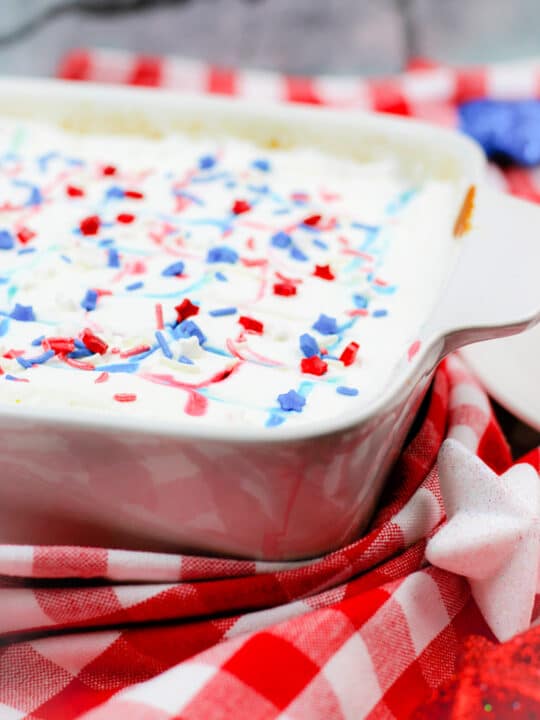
428, 186, 540, 355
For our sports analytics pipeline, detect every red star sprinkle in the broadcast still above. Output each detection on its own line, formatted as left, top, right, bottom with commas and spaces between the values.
339, 341, 360, 366
102, 165, 117, 176
17, 227, 36, 244
232, 199, 251, 215
175, 298, 200, 324
80, 215, 100, 236
313, 264, 335, 280
301, 356, 328, 376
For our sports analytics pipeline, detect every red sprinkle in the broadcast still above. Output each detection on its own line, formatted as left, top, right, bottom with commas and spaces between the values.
66, 185, 85, 197
3, 349, 25, 359
102, 165, 117, 176
125, 190, 144, 199
114, 393, 137, 403
81, 329, 109, 355
117, 213, 135, 224
80, 215, 100, 236
175, 298, 199, 324
232, 199, 251, 215
45, 337, 75, 354
155, 303, 164, 330
94, 372, 109, 384
94, 288, 113, 297
313, 264, 335, 281
120, 344, 151, 358
273, 282, 297, 297
303, 214, 322, 226
239, 316, 264, 334
301, 356, 328, 376
408, 340, 421, 361
17, 227, 36, 244
339, 341, 360, 366
62, 356, 95, 371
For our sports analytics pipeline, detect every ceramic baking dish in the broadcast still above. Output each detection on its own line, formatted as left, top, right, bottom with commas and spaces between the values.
0, 78, 538, 560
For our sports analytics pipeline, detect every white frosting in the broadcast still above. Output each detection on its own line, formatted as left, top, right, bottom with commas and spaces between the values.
0, 119, 463, 429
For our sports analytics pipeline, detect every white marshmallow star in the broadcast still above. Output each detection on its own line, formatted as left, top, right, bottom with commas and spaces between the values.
426, 439, 540, 642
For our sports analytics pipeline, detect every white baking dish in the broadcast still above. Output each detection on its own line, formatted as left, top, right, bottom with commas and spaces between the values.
0, 78, 538, 560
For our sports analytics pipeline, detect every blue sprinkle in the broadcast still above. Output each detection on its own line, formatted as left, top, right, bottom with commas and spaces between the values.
129, 346, 158, 361
96, 363, 139, 373
178, 354, 194, 365
162, 260, 185, 277
312, 239, 328, 250
252, 158, 271, 172
312, 314, 338, 335
199, 155, 217, 170
373, 284, 396, 295
27, 187, 43, 206
270, 231, 291, 249
10, 303, 35, 322
16, 357, 33, 369
215, 272, 228, 282
300, 333, 319, 358
0, 277, 9, 284
277, 390, 306, 412
0, 318, 8, 337
173, 319, 207, 345
99, 238, 115, 247
26, 350, 55, 366
209, 307, 237, 317
126, 281, 144, 291
290, 246, 308, 262
18, 247, 36, 255
81, 289, 98, 311
353, 294, 369, 309
373, 309, 388, 318
68, 349, 93, 359
31, 335, 45, 346
266, 413, 285, 427
247, 184, 269, 194
5, 374, 20, 381
155, 330, 173, 359
352, 221, 379, 233
60, 255, 72, 264
105, 186, 125, 200
0, 230, 14, 250
206, 246, 239, 264
337, 386, 359, 397
107, 248, 121, 268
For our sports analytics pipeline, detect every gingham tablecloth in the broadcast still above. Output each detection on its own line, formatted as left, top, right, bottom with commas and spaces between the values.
0, 52, 538, 720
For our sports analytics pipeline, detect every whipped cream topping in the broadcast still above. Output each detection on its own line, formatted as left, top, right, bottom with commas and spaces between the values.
0, 119, 462, 429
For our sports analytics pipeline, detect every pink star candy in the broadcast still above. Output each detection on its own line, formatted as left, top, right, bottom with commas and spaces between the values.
426, 439, 540, 642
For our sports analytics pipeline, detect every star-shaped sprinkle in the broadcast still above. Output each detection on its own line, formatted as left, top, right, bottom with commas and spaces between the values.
426, 439, 540, 641
277, 389, 306, 412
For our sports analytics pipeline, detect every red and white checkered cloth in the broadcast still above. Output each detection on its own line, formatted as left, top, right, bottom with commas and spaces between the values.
0, 52, 538, 720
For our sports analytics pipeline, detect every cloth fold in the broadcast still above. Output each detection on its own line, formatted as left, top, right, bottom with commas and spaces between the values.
0, 52, 538, 719
1, 357, 537, 719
